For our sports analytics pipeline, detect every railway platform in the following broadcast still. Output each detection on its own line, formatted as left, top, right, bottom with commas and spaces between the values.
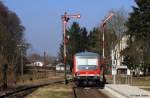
105, 84, 150, 98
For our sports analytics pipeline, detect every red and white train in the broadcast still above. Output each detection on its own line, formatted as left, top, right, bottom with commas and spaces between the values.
73, 52, 105, 86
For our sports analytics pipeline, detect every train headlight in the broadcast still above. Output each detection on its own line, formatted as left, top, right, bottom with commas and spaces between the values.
94, 76, 98, 79
96, 76, 98, 79
77, 76, 80, 79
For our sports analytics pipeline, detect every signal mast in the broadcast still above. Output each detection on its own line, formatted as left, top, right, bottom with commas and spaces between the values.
61, 12, 80, 84
101, 12, 114, 83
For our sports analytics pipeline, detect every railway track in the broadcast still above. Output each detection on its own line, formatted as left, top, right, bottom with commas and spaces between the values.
72, 86, 110, 98
0, 80, 63, 98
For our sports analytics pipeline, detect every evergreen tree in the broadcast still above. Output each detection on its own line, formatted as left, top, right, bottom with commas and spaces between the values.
88, 26, 117, 63
124, 0, 150, 73
58, 22, 89, 67
88, 27, 102, 55
78, 27, 88, 52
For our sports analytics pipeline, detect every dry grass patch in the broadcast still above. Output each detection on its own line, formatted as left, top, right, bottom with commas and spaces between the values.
25, 83, 72, 98
132, 76, 150, 86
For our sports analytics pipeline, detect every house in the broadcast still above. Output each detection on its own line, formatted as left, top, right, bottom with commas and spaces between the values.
55, 63, 70, 72
56, 63, 64, 71
111, 35, 150, 75
111, 35, 129, 75
33, 61, 44, 67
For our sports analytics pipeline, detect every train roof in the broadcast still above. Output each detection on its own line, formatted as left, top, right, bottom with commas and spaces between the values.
75, 52, 100, 57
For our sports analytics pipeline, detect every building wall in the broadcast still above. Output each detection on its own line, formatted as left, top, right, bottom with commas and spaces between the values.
111, 35, 129, 68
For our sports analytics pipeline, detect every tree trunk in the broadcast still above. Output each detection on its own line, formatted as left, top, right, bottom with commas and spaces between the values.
143, 66, 146, 76
2, 64, 8, 89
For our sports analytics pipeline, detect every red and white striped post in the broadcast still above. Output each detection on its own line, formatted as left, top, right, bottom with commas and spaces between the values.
62, 12, 80, 84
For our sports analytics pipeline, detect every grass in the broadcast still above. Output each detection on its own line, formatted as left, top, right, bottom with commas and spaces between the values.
106, 75, 150, 85
25, 83, 72, 98
16, 71, 60, 84
132, 76, 150, 86
106, 75, 150, 91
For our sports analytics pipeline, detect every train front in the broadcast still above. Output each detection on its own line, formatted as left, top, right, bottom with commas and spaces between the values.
73, 52, 101, 86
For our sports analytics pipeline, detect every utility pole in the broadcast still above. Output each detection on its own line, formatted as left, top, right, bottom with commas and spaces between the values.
21, 48, 23, 79
101, 12, 114, 83
61, 12, 80, 84
44, 51, 46, 78
17, 44, 25, 82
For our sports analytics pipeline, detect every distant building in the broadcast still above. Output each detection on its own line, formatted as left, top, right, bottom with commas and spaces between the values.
46, 64, 52, 67
33, 61, 44, 67
55, 63, 70, 71
56, 63, 64, 71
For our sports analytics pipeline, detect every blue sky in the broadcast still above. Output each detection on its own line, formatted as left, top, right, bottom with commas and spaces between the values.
3, 0, 136, 56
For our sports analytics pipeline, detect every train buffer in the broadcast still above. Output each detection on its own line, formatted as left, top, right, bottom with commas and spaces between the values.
105, 84, 150, 98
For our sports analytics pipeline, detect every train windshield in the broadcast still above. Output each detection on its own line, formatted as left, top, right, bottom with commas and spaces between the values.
76, 57, 98, 70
